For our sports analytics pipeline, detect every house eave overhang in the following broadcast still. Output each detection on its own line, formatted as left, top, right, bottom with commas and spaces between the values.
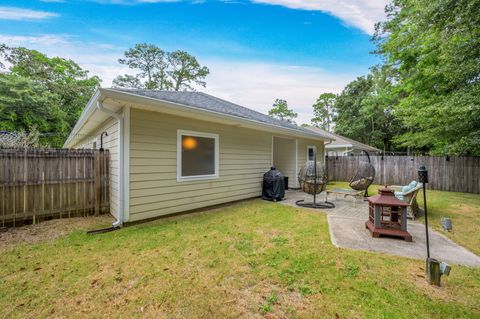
325, 144, 353, 149
65, 88, 331, 146
64, 89, 101, 147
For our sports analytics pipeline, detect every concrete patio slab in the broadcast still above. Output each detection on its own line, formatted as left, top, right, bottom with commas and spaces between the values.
328, 215, 480, 267
279, 189, 480, 267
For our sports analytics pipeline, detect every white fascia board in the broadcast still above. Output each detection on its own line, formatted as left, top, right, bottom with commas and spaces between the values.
100, 88, 331, 141
64, 89, 101, 147
325, 144, 353, 149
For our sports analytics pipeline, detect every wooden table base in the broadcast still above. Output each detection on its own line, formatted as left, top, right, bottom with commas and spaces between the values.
365, 220, 413, 242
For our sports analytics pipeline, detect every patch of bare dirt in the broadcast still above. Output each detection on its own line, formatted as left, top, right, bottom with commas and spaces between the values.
0, 215, 114, 251
233, 282, 315, 318
405, 265, 454, 302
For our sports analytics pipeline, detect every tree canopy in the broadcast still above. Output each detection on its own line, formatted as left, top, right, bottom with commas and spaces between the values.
0, 46, 100, 147
334, 66, 404, 152
373, 0, 480, 155
268, 99, 298, 124
329, 0, 479, 155
114, 43, 209, 91
311, 93, 336, 131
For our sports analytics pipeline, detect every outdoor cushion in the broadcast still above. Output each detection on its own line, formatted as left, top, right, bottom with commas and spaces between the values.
350, 178, 365, 189
400, 181, 418, 194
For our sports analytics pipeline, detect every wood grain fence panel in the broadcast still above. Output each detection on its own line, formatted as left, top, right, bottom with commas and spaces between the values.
0, 148, 110, 227
326, 155, 480, 194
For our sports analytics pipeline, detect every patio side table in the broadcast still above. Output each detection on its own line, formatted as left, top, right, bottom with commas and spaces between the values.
326, 188, 364, 207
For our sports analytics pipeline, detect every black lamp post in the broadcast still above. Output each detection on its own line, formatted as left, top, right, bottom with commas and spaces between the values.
418, 165, 430, 258
418, 165, 452, 286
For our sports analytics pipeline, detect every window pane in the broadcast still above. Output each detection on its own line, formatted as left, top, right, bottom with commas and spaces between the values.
182, 135, 215, 177
308, 148, 315, 161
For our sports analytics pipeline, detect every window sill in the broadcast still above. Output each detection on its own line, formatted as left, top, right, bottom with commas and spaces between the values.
177, 175, 220, 183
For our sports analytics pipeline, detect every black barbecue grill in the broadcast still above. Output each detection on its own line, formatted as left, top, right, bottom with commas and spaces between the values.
262, 166, 285, 201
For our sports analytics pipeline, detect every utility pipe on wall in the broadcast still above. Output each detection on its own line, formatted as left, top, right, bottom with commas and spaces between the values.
97, 100, 124, 227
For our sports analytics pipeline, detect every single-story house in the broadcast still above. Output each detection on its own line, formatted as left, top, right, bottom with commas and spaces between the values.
307, 127, 381, 156
64, 88, 332, 226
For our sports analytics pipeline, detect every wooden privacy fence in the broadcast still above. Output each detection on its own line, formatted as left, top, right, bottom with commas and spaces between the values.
0, 149, 110, 227
326, 155, 480, 194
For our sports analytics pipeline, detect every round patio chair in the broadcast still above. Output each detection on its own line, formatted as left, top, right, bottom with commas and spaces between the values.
348, 151, 375, 197
296, 160, 334, 209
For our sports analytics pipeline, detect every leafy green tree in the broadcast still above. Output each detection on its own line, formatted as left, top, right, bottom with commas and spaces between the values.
0, 73, 68, 134
374, 0, 480, 155
268, 99, 297, 123
114, 43, 170, 90
168, 50, 210, 91
7, 47, 100, 129
334, 66, 404, 152
0, 44, 8, 70
334, 75, 374, 145
311, 93, 336, 131
114, 44, 209, 91
0, 46, 100, 147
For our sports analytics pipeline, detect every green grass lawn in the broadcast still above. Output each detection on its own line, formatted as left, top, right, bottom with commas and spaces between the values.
1, 198, 480, 318
327, 181, 480, 255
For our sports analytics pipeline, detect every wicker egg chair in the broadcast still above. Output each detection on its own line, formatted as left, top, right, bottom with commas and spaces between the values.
296, 160, 334, 209
298, 161, 327, 195
348, 151, 376, 197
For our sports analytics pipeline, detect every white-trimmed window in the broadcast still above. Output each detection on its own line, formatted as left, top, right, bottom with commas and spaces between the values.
307, 145, 316, 161
177, 130, 219, 182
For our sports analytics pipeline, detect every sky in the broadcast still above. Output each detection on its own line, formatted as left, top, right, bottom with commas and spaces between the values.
0, 0, 388, 124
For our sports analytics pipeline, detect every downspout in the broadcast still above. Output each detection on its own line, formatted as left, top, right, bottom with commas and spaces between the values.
324, 139, 333, 179
324, 138, 333, 159
97, 100, 125, 228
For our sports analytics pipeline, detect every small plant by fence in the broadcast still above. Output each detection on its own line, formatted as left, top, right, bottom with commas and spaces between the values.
0, 149, 110, 227
326, 155, 480, 194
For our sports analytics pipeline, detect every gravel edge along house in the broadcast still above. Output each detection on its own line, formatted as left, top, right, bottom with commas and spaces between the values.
64, 88, 331, 226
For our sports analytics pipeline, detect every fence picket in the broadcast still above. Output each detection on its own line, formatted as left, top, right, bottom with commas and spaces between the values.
326, 155, 480, 194
0, 149, 110, 227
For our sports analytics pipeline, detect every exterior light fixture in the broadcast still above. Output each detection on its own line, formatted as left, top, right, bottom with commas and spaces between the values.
418, 165, 451, 286
99, 131, 108, 151
418, 165, 429, 256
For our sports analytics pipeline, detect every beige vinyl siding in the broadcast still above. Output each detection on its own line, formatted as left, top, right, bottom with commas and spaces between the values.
128, 108, 326, 222
129, 109, 274, 221
297, 138, 325, 168
272, 137, 298, 188
70, 117, 120, 219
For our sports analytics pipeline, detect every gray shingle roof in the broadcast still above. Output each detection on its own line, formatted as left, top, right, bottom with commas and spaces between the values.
307, 127, 380, 152
108, 88, 331, 139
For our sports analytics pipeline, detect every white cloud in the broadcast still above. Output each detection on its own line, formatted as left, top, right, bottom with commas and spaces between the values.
251, 0, 389, 34
0, 34, 70, 46
0, 33, 357, 125
0, 6, 59, 20
0, 33, 129, 85
91, 0, 181, 3
202, 60, 353, 124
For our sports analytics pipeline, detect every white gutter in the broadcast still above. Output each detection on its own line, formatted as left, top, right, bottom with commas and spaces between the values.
97, 100, 125, 228
325, 144, 353, 149
100, 88, 332, 141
